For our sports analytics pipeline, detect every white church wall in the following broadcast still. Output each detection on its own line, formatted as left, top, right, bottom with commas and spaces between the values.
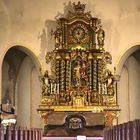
118, 66, 130, 124
30, 66, 42, 128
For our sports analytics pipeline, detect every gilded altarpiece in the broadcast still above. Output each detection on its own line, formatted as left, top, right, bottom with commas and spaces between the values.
38, 1, 120, 136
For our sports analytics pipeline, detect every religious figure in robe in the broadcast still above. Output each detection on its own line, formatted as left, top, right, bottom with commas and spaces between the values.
80, 62, 88, 86
73, 61, 81, 86
52, 27, 62, 48
97, 26, 105, 49
41, 70, 50, 96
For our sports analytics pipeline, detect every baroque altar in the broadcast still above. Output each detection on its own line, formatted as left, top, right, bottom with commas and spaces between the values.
37, 1, 120, 136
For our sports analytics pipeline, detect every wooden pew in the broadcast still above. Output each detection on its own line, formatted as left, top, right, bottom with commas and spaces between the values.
103, 119, 140, 140
0, 126, 43, 140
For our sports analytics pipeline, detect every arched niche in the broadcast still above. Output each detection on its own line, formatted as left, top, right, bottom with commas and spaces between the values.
117, 45, 140, 123
2, 45, 42, 128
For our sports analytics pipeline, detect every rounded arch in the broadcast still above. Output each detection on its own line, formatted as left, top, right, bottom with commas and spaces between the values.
116, 44, 140, 123
1, 45, 43, 127
2, 45, 42, 73
1, 45, 42, 104
116, 45, 140, 75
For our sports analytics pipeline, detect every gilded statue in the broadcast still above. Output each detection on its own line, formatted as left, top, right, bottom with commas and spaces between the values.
103, 69, 115, 96
73, 61, 88, 86
41, 70, 49, 96
97, 26, 105, 47
53, 27, 62, 48
73, 61, 81, 86
80, 62, 88, 86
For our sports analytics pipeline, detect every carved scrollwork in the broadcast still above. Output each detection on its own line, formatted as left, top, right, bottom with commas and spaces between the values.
45, 51, 55, 64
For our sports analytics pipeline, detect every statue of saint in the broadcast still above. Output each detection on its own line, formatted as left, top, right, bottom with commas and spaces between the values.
104, 69, 115, 96
73, 61, 88, 86
41, 70, 49, 96
73, 61, 81, 86
54, 27, 62, 48
97, 27, 105, 47
81, 62, 88, 86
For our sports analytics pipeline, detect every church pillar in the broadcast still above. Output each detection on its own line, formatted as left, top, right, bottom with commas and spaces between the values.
126, 56, 140, 120
16, 57, 32, 128
118, 65, 129, 124
30, 66, 42, 128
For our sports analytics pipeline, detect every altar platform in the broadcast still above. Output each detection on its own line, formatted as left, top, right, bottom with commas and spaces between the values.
42, 137, 103, 140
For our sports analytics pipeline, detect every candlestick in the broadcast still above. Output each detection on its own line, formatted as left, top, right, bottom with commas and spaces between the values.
54, 84, 57, 94
50, 83, 52, 95
98, 83, 100, 94
57, 84, 59, 94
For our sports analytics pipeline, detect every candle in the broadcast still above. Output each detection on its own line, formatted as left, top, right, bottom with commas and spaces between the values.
55, 84, 57, 94
53, 84, 56, 94
98, 83, 100, 94
105, 83, 107, 94
50, 83, 52, 94
57, 84, 59, 94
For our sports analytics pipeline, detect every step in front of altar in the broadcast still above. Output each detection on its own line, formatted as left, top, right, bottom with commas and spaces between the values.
42, 137, 103, 140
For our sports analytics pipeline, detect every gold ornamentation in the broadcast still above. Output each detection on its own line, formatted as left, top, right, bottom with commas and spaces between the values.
73, 1, 85, 14
97, 26, 105, 48
104, 111, 119, 127
37, 1, 120, 127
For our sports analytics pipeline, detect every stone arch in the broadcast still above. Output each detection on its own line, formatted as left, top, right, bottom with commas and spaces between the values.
2, 45, 42, 128
117, 45, 140, 123
116, 45, 140, 75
